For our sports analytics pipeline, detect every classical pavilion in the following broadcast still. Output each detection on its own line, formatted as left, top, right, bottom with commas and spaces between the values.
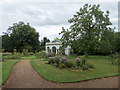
45, 42, 71, 55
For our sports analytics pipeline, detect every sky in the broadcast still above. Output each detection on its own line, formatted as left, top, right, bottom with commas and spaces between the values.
0, 0, 119, 41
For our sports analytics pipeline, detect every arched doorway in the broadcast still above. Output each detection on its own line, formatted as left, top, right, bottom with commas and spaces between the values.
47, 47, 50, 53
52, 47, 56, 54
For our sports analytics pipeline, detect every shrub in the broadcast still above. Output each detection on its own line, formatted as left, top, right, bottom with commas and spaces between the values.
3, 52, 12, 56
48, 53, 55, 57
35, 50, 38, 55
82, 65, 89, 70
25, 49, 29, 56
54, 57, 60, 67
48, 57, 55, 64
112, 52, 120, 59
58, 57, 74, 69
66, 61, 74, 68
59, 57, 70, 64
36, 51, 46, 58
75, 58, 81, 66
22, 49, 31, 57
110, 53, 119, 65
22, 49, 26, 56
51, 53, 56, 57
2, 52, 13, 60
29, 52, 34, 55
112, 58, 118, 64
86, 63, 95, 68
45, 53, 50, 58
2, 49, 5, 55
13, 53, 20, 59
58, 63, 66, 69
45, 53, 56, 59
81, 56, 86, 66
6, 55, 13, 59
46, 53, 49, 56
2, 56, 7, 62
2, 52, 20, 60
71, 66, 81, 69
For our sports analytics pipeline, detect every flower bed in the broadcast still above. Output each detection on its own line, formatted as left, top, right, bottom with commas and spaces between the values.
47, 55, 94, 70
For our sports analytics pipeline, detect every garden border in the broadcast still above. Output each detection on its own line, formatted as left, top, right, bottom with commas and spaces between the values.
1, 60, 20, 89
30, 59, 120, 83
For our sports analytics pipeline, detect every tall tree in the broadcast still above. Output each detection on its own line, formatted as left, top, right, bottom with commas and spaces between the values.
59, 4, 114, 55
52, 37, 61, 42
2, 34, 13, 52
2, 21, 40, 52
40, 37, 50, 50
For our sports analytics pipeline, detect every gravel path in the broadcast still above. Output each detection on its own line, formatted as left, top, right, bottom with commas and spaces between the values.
3, 60, 119, 88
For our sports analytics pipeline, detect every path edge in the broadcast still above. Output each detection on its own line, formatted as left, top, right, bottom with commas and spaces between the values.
30, 59, 120, 84
1, 60, 21, 89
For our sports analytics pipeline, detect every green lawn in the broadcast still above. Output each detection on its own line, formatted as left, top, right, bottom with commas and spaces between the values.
30, 56, 118, 83
20, 55, 37, 59
0, 60, 20, 86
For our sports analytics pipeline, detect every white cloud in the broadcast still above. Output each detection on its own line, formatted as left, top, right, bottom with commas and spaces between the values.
35, 25, 70, 41
0, 0, 119, 2
0, 1, 118, 40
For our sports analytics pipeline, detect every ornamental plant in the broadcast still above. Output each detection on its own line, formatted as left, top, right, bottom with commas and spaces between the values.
48, 57, 55, 64
36, 51, 46, 58
25, 49, 29, 56
58, 57, 72, 69
58, 63, 67, 69
81, 56, 86, 66
54, 56, 60, 67
59, 57, 70, 64
45, 53, 55, 58
2, 49, 5, 56
82, 65, 89, 70
45, 53, 49, 59
65, 61, 74, 68
46, 53, 49, 56
75, 58, 81, 66
13, 49, 20, 59
35, 50, 38, 56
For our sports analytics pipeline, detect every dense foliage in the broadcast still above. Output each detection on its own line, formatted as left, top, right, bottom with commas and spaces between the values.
40, 37, 50, 51
59, 4, 119, 55
47, 55, 94, 70
2, 21, 40, 52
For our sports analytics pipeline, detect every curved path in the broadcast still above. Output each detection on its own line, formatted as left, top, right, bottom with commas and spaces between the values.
3, 60, 119, 88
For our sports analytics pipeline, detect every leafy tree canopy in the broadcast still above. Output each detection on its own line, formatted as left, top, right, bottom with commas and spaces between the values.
52, 37, 61, 42
2, 21, 40, 52
40, 37, 50, 50
59, 4, 117, 55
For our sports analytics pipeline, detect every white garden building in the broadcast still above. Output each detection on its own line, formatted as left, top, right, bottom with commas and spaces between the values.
46, 42, 71, 55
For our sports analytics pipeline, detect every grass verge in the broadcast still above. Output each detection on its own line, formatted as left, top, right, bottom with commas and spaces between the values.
0, 60, 20, 86
30, 56, 118, 83
20, 55, 36, 59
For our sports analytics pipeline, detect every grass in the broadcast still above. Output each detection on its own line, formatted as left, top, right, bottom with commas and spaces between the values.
0, 60, 20, 86
20, 55, 37, 59
30, 55, 118, 83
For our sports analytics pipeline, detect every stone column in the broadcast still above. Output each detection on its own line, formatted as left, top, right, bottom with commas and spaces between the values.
50, 49, 51, 54
46, 46, 48, 53
51, 49, 53, 54
56, 49, 58, 54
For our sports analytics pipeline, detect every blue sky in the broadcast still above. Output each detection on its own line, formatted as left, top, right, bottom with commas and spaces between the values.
0, 0, 119, 41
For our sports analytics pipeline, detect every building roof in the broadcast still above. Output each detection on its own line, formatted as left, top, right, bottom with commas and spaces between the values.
46, 42, 62, 45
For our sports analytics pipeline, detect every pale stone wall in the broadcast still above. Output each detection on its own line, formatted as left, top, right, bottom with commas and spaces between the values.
65, 45, 71, 55
46, 42, 62, 54
46, 42, 71, 55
